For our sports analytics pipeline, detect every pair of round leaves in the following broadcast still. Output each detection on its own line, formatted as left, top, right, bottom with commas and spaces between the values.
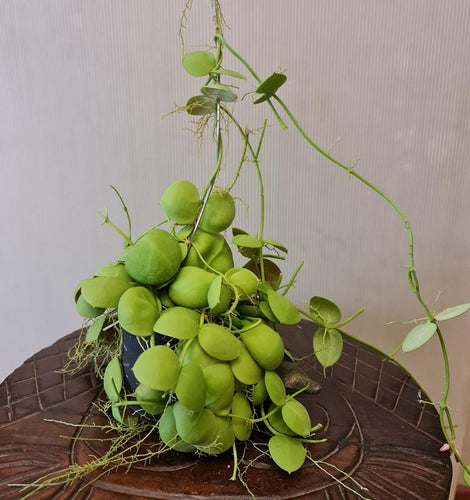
125, 228, 182, 286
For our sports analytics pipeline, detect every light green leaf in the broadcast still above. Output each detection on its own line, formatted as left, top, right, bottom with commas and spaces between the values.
232, 234, 263, 248
309, 296, 341, 325
264, 371, 286, 406
132, 345, 180, 391
211, 68, 246, 80
182, 50, 216, 77
103, 356, 123, 403
435, 303, 470, 321
207, 275, 223, 310
313, 327, 343, 368
282, 399, 311, 437
268, 435, 306, 474
154, 306, 200, 340
85, 315, 106, 343
267, 288, 301, 325
402, 321, 437, 352
255, 72, 287, 96
262, 239, 288, 253
81, 276, 132, 309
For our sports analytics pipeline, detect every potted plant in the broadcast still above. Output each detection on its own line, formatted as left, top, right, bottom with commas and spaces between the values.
18, 1, 469, 497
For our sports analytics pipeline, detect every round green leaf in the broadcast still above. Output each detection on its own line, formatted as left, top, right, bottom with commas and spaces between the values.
201, 83, 237, 102
402, 321, 437, 352
267, 288, 301, 325
103, 356, 123, 403
434, 303, 470, 321
186, 95, 215, 116
207, 275, 223, 310
309, 296, 341, 325
96, 262, 131, 282
313, 327, 343, 368
81, 276, 132, 309
281, 399, 311, 437
173, 402, 218, 446
118, 287, 161, 336
159, 404, 194, 452
132, 345, 180, 391
264, 370, 286, 406
182, 50, 216, 77
255, 72, 287, 96
154, 306, 200, 340
268, 435, 306, 474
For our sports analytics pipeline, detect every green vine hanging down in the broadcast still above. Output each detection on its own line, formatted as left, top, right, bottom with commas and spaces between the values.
15, 2, 470, 497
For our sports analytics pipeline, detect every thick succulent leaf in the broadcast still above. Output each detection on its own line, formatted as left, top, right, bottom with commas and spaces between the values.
268, 435, 306, 474
81, 276, 132, 308
264, 371, 286, 406
132, 345, 180, 391
434, 303, 470, 321
313, 327, 343, 368
182, 50, 216, 76
309, 296, 341, 325
402, 321, 437, 352
154, 307, 200, 340
267, 288, 301, 325
281, 399, 311, 437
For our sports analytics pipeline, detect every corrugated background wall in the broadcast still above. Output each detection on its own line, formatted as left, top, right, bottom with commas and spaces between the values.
1, 0, 469, 492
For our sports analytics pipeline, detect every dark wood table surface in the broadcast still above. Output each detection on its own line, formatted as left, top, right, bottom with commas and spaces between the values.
0, 322, 452, 499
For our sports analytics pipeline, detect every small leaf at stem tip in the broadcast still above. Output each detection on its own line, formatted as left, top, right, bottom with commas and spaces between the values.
211, 68, 246, 80
313, 327, 343, 368
182, 51, 216, 77
255, 72, 287, 96
434, 303, 470, 321
309, 296, 341, 326
232, 234, 263, 248
401, 321, 437, 352
201, 83, 237, 102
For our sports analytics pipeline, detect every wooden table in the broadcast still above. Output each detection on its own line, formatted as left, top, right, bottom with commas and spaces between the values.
0, 322, 452, 499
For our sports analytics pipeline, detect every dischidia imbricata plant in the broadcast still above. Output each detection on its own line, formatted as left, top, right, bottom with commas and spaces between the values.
18, 1, 470, 497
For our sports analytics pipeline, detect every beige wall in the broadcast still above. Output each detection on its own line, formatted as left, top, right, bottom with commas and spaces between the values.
1, 0, 469, 492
